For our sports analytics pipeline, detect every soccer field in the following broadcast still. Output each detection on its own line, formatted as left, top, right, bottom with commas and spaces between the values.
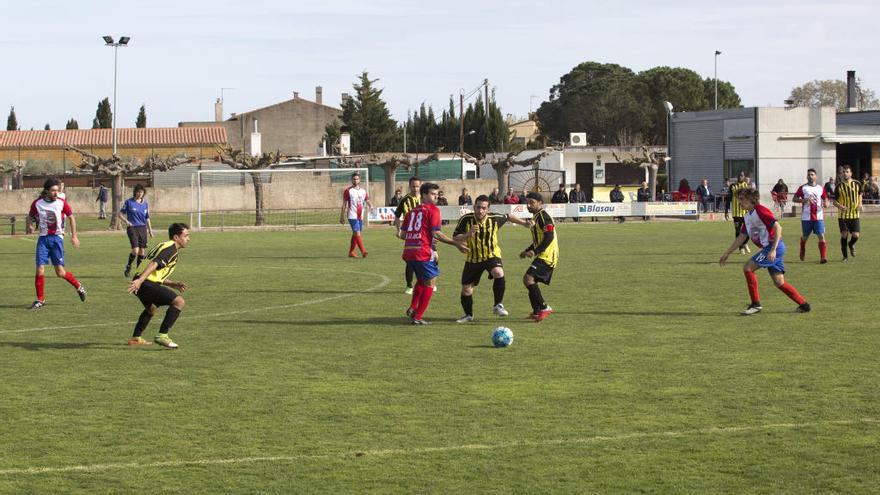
1, 218, 878, 493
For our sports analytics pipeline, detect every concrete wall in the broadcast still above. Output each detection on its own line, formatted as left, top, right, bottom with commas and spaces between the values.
0, 178, 500, 215
757, 107, 837, 202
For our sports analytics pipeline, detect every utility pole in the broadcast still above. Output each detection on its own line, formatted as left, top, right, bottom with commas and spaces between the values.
714, 50, 722, 110
459, 92, 465, 158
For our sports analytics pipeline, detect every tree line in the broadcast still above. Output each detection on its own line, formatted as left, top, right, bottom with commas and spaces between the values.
5, 100, 148, 131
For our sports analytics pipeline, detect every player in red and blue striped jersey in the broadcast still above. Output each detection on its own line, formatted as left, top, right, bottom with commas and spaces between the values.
398, 182, 468, 324
720, 188, 810, 315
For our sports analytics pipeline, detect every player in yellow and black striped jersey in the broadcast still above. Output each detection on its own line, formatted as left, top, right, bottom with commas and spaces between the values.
507, 191, 559, 322
728, 172, 752, 254
394, 176, 422, 293
833, 165, 862, 261
452, 195, 512, 322
126, 223, 191, 349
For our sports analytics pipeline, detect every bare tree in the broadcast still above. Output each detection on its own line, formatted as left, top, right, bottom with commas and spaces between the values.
67, 146, 194, 229
482, 150, 553, 193
0, 160, 26, 189
613, 146, 665, 201
218, 147, 281, 226
337, 152, 439, 202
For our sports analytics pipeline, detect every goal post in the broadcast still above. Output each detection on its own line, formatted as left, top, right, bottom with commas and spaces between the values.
194, 167, 370, 230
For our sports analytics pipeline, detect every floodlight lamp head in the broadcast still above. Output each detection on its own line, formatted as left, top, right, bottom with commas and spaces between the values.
664, 101, 674, 113
715, 50, 722, 55
119, 36, 130, 45
103, 36, 114, 44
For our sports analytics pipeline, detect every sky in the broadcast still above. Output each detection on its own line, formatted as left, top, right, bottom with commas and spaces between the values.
3, 0, 878, 130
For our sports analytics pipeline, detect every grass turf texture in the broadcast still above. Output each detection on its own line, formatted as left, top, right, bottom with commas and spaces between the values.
1, 218, 878, 493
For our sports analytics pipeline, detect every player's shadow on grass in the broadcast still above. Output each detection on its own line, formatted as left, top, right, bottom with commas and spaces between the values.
236, 317, 410, 327
0, 341, 121, 351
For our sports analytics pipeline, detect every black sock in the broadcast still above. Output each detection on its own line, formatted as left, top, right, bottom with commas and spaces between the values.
849, 236, 859, 248
127, 253, 136, 267
136, 255, 144, 267
526, 284, 545, 314
493, 277, 506, 306
133, 309, 152, 337
460, 294, 473, 316
841, 237, 849, 258
405, 265, 414, 288
160, 307, 181, 334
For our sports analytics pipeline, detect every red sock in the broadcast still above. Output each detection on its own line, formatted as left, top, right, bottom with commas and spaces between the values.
410, 283, 424, 313
778, 283, 806, 305
744, 271, 760, 304
35, 275, 45, 301
818, 241, 827, 260
349, 236, 357, 254
63, 271, 80, 289
799, 238, 806, 259
355, 235, 366, 254
414, 283, 435, 320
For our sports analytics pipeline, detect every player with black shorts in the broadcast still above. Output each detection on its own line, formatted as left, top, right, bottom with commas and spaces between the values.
729, 172, 751, 254
452, 195, 512, 323
118, 184, 154, 277
507, 192, 559, 322
127, 223, 190, 349
833, 164, 862, 262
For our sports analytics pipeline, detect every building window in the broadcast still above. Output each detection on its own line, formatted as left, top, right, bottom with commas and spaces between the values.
725, 159, 754, 181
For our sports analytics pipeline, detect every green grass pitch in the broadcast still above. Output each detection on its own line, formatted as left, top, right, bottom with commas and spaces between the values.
1, 217, 878, 493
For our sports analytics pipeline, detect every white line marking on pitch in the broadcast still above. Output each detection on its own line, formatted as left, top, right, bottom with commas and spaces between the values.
0, 268, 390, 335
0, 418, 875, 476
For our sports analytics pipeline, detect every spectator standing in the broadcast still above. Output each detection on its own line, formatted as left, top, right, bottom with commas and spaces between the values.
503, 187, 520, 204
488, 187, 503, 205
696, 178, 714, 213
637, 180, 651, 221
437, 190, 449, 206
569, 183, 587, 222
824, 177, 836, 202
458, 188, 473, 206
609, 184, 625, 223
95, 184, 109, 219
389, 189, 403, 207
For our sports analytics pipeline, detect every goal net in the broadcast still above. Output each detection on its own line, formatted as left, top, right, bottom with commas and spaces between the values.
194, 167, 370, 230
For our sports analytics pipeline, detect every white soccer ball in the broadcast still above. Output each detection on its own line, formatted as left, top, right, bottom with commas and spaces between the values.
492, 326, 513, 348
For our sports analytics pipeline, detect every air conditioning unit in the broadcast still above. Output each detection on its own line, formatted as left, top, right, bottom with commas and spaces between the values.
569, 132, 587, 146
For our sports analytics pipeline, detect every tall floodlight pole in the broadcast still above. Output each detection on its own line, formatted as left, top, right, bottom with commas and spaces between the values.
103, 36, 130, 154
664, 101, 674, 189
714, 50, 722, 110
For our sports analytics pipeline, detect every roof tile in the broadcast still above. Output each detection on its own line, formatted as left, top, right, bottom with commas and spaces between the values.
0, 127, 227, 149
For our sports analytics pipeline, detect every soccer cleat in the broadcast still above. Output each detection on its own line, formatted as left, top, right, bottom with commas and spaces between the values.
820, 258, 828, 264
741, 303, 763, 315
493, 303, 509, 316
348, 251, 357, 258
799, 246, 805, 261
849, 245, 856, 258
77, 285, 87, 302
124, 265, 131, 278
738, 247, 745, 255
154, 334, 178, 349
456, 315, 474, 324
533, 306, 554, 322
127, 337, 151, 346
405, 307, 415, 318
362, 251, 368, 258
404, 287, 414, 295
744, 245, 751, 254
842, 258, 849, 263
30, 300, 45, 310
433, 285, 438, 292
795, 302, 812, 313
411, 319, 431, 325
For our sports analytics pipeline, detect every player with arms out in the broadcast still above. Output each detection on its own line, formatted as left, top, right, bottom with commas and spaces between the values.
507, 192, 559, 322
394, 176, 422, 293
26, 178, 86, 309
452, 194, 512, 323
833, 164, 862, 262
118, 184, 154, 277
793, 168, 829, 263
720, 188, 810, 315
398, 182, 468, 324
340, 172, 372, 258
127, 223, 191, 348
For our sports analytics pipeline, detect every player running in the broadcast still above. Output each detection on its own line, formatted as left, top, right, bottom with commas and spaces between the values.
127, 223, 191, 348
452, 194, 512, 323
26, 178, 86, 309
729, 171, 752, 254
833, 164, 862, 262
507, 192, 559, 322
340, 172, 372, 258
398, 182, 468, 325
118, 184, 154, 277
720, 188, 810, 315
793, 168, 828, 263
394, 176, 421, 294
